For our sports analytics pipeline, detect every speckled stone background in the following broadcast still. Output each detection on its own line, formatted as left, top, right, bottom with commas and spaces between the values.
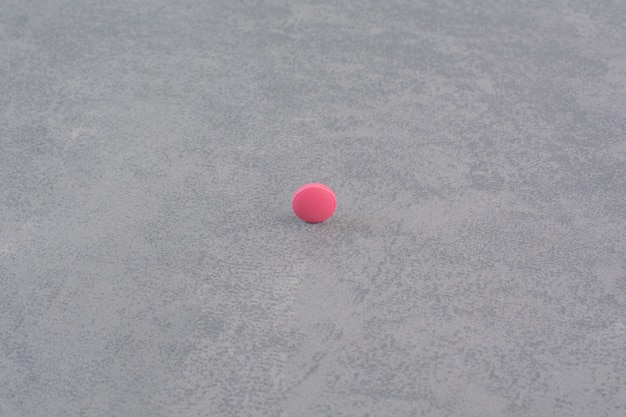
1, 1, 625, 416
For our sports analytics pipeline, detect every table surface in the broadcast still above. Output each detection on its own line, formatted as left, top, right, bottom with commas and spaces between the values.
1, 1, 625, 416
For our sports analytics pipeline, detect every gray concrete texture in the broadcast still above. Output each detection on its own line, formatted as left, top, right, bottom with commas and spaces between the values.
1, 0, 625, 416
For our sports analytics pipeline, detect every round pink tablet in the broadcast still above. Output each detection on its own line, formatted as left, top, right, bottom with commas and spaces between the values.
292, 183, 336, 223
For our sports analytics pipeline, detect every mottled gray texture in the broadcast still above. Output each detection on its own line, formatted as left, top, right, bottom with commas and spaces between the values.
1, 0, 625, 416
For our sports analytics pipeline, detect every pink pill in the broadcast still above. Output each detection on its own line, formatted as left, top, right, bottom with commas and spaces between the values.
292, 183, 336, 223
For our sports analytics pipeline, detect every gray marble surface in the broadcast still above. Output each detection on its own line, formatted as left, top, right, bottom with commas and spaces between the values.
1, 1, 625, 416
